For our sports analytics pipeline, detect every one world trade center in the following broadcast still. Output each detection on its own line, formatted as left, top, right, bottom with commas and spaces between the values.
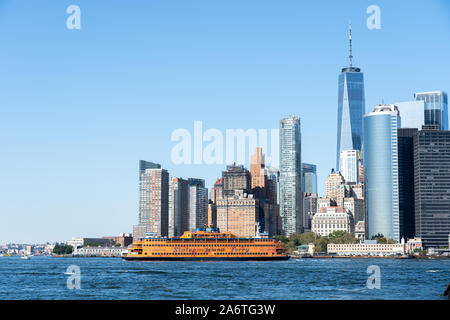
336, 24, 365, 170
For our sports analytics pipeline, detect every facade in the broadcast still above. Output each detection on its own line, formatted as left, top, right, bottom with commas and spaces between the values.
302, 163, 317, 194
311, 207, 354, 237
395, 100, 425, 129
222, 164, 251, 198
317, 197, 337, 211
325, 169, 347, 205
302, 193, 318, 233
134, 162, 169, 239
279, 116, 302, 235
355, 221, 365, 240
216, 191, 261, 238
363, 105, 400, 242
343, 197, 365, 223
415, 91, 448, 130
188, 178, 208, 232
414, 126, 450, 248
73, 246, 128, 257
168, 177, 190, 237
102, 233, 133, 247
250, 147, 266, 189
397, 128, 418, 240
209, 178, 224, 204
327, 241, 416, 256
208, 201, 217, 228
266, 166, 280, 205
336, 25, 365, 169
339, 150, 360, 184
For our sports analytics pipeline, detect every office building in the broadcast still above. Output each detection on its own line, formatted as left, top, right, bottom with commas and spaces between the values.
266, 166, 280, 205
168, 177, 190, 237
415, 91, 448, 130
336, 24, 365, 169
279, 116, 302, 235
250, 147, 266, 189
222, 163, 251, 198
339, 150, 360, 184
302, 163, 317, 194
325, 169, 348, 205
398, 128, 418, 240
188, 178, 208, 231
134, 161, 169, 239
414, 126, 450, 248
363, 105, 400, 242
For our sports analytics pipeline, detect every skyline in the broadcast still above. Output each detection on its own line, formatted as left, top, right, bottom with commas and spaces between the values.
1, 1, 450, 243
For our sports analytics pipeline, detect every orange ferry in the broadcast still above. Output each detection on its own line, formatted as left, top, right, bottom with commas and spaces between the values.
123, 227, 289, 261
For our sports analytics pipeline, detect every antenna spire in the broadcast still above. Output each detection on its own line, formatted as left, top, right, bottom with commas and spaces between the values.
348, 22, 353, 68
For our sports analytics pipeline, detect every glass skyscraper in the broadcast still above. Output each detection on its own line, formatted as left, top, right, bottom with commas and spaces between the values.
302, 163, 317, 195
336, 26, 365, 170
279, 116, 302, 236
415, 91, 448, 130
363, 105, 400, 242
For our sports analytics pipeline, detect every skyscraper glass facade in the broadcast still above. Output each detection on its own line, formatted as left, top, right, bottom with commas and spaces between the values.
336, 67, 365, 169
279, 116, 302, 236
302, 163, 317, 194
363, 105, 400, 242
339, 149, 360, 184
415, 91, 448, 130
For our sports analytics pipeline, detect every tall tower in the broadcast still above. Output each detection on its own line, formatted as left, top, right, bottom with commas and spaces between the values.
414, 91, 448, 130
134, 160, 169, 239
363, 105, 400, 242
250, 147, 266, 189
336, 24, 366, 170
279, 116, 302, 236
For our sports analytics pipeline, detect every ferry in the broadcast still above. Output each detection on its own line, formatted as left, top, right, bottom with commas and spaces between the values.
123, 227, 290, 261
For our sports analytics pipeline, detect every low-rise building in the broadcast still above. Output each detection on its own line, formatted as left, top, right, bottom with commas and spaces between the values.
311, 206, 354, 237
327, 238, 423, 256
72, 246, 128, 257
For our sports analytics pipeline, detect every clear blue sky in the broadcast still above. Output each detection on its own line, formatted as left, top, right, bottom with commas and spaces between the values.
1, 0, 449, 243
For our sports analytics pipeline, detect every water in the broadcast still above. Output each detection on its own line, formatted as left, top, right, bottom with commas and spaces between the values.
0, 256, 448, 299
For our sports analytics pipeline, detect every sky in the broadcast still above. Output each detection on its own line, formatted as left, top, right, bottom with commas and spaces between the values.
1, 0, 449, 244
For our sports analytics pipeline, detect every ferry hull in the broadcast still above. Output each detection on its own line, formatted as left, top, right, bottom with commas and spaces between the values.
123, 255, 290, 261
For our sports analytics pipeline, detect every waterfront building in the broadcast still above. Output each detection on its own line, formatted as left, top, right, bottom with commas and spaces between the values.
414, 91, 448, 130
339, 150, 360, 184
398, 128, 418, 240
311, 207, 354, 237
325, 169, 348, 205
336, 24, 365, 169
222, 163, 251, 198
327, 238, 422, 256
363, 105, 400, 242
133, 161, 169, 239
279, 116, 302, 235
188, 178, 208, 232
395, 100, 425, 129
168, 177, 190, 237
216, 190, 261, 238
414, 126, 450, 248
302, 163, 317, 194
73, 246, 128, 257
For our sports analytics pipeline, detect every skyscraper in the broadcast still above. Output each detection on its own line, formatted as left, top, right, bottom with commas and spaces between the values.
279, 116, 302, 236
398, 128, 418, 240
325, 169, 347, 205
339, 149, 360, 184
336, 24, 365, 169
188, 178, 208, 231
222, 163, 251, 198
250, 147, 266, 189
414, 126, 450, 248
363, 105, 400, 242
168, 177, 190, 237
415, 91, 448, 130
302, 163, 317, 195
134, 161, 169, 239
